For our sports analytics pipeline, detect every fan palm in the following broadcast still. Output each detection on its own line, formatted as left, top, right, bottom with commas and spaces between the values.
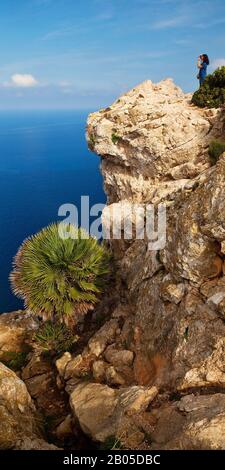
10, 223, 111, 325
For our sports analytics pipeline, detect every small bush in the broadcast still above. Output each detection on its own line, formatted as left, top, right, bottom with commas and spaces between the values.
192, 66, 225, 108
10, 223, 111, 326
1, 351, 29, 371
89, 134, 96, 149
208, 139, 225, 165
111, 133, 120, 144
33, 321, 79, 354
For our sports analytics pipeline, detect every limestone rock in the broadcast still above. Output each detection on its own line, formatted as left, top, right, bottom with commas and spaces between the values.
150, 393, 225, 450
70, 382, 118, 441
89, 160, 225, 391
88, 319, 119, 357
160, 274, 186, 304
0, 311, 38, 354
55, 414, 73, 440
63, 354, 84, 380
55, 352, 72, 377
87, 81, 225, 397
22, 354, 67, 417
69, 382, 158, 442
87, 79, 219, 203
105, 366, 126, 385
119, 240, 162, 290
119, 385, 158, 416
92, 360, 108, 382
111, 304, 131, 319
104, 345, 134, 366
161, 157, 225, 284
22, 353, 51, 380
0, 361, 53, 450
179, 338, 225, 389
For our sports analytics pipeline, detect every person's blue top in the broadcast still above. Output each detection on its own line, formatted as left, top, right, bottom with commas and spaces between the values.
199, 62, 207, 79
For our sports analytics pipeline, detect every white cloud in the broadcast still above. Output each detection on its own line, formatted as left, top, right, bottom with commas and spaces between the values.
211, 58, 225, 70
152, 16, 187, 30
58, 80, 72, 88
42, 28, 74, 40
6, 74, 39, 88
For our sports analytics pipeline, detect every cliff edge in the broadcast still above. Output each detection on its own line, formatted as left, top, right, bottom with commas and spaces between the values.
83, 79, 225, 449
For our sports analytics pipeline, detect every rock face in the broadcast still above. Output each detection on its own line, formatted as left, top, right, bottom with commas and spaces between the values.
84, 79, 225, 449
0, 313, 63, 449
87, 79, 223, 203
150, 393, 225, 450
0, 362, 57, 450
22, 354, 67, 418
0, 311, 38, 355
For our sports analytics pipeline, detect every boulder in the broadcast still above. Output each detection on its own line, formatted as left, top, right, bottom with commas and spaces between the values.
92, 360, 107, 382
69, 382, 158, 442
0, 361, 58, 449
104, 345, 134, 367
0, 311, 38, 354
150, 393, 225, 450
55, 352, 72, 377
88, 319, 120, 357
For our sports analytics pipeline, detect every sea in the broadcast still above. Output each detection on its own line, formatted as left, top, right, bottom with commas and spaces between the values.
0, 110, 106, 313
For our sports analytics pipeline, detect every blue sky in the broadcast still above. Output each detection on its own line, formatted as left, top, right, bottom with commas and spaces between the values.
0, 0, 225, 109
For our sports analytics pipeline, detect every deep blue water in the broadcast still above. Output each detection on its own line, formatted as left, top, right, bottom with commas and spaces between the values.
0, 110, 106, 312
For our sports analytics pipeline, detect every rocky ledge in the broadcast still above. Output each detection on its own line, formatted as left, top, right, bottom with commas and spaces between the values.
1, 79, 225, 450
85, 79, 225, 449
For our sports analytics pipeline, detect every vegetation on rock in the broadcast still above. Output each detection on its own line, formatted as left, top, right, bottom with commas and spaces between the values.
33, 321, 78, 354
111, 132, 120, 144
88, 133, 96, 150
208, 139, 225, 165
1, 351, 29, 371
10, 223, 111, 326
192, 66, 225, 108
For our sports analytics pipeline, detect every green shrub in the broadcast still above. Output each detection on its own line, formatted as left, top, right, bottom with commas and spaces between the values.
192, 66, 225, 108
33, 321, 78, 354
10, 223, 111, 326
208, 139, 225, 165
111, 132, 120, 144
89, 134, 96, 149
1, 351, 29, 371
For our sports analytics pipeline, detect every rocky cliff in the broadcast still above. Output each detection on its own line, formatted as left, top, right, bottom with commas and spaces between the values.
84, 79, 225, 449
1, 79, 225, 450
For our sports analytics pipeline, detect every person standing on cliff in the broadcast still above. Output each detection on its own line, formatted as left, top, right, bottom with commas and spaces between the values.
197, 54, 210, 87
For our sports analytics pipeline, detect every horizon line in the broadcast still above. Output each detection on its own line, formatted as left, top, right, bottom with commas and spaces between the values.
0, 107, 96, 111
